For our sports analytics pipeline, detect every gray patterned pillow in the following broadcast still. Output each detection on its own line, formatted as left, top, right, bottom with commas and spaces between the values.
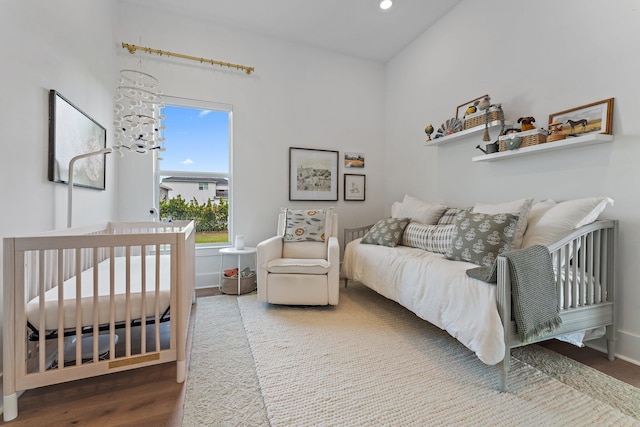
445, 210, 519, 267
283, 209, 328, 242
402, 223, 456, 254
361, 217, 411, 247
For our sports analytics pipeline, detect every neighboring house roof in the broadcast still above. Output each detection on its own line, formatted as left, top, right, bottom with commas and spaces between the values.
162, 176, 229, 185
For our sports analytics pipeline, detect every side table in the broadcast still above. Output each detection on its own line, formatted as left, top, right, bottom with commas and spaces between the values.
219, 247, 257, 295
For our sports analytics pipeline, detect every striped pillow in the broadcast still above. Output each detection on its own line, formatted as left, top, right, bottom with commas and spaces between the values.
402, 223, 456, 254
437, 208, 465, 225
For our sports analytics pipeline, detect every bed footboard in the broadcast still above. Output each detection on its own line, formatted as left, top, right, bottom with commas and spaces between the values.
3, 220, 195, 422
496, 219, 618, 391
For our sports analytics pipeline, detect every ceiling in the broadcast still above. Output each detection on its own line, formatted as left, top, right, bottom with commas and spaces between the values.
121, 0, 462, 62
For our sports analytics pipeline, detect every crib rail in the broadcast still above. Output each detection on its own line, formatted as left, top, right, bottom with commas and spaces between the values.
3, 221, 195, 422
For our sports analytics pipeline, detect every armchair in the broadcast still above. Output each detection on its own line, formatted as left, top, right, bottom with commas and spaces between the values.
257, 210, 339, 305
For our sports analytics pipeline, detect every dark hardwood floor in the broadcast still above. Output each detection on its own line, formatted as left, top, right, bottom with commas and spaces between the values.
2, 288, 638, 426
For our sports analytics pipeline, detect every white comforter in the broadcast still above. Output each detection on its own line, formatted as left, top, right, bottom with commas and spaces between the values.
342, 239, 505, 365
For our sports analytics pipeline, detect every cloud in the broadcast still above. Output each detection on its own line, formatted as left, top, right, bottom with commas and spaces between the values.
181, 158, 194, 165
198, 110, 212, 118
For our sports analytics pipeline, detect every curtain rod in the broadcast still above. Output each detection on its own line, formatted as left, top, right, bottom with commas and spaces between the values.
121, 42, 255, 75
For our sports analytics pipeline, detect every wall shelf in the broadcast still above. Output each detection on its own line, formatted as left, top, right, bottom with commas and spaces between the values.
425, 120, 511, 147
471, 133, 613, 162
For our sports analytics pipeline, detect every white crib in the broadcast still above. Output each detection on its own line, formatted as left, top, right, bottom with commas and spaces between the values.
2, 221, 195, 422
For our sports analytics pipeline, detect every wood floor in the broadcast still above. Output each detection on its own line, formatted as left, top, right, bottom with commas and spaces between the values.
2, 289, 639, 426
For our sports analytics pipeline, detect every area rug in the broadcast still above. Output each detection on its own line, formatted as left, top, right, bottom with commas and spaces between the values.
181, 294, 268, 426
183, 284, 640, 426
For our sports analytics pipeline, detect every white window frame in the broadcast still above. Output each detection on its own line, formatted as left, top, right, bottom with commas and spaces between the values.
155, 95, 233, 247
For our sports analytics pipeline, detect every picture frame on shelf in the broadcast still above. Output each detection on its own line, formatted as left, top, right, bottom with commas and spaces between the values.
549, 98, 614, 137
456, 94, 489, 119
344, 152, 365, 169
289, 147, 339, 201
344, 174, 365, 201
48, 90, 107, 190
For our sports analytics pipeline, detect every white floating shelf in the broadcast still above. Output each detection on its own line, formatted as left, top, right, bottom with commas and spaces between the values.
471, 133, 613, 162
425, 120, 512, 146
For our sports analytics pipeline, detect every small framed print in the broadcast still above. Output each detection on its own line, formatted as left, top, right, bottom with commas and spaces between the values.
344, 174, 365, 201
344, 152, 365, 168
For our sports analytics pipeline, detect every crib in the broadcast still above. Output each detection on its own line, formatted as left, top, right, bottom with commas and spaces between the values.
2, 220, 195, 422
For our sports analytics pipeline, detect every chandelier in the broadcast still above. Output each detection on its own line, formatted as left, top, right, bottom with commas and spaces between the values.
114, 69, 165, 153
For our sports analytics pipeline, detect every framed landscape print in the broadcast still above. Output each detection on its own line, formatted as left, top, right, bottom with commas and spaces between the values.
344, 152, 365, 168
48, 90, 107, 190
344, 174, 365, 201
289, 147, 339, 201
548, 98, 614, 137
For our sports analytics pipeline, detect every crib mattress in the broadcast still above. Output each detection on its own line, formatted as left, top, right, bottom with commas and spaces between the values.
26, 255, 172, 331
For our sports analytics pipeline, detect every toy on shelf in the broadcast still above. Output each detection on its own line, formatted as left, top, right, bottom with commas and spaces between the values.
425, 124, 434, 141
517, 116, 536, 131
547, 121, 567, 142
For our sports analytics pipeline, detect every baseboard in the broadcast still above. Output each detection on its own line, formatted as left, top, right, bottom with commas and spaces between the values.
586, 328, 640, 366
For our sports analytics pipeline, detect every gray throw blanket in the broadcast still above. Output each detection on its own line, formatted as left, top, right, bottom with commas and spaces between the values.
467, 245, 562, 343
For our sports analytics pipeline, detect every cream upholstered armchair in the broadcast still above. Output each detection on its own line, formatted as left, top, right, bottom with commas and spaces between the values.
257, 209, 339, 305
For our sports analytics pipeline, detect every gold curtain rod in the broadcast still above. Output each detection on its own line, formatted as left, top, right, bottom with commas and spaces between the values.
121, 42, 255, 75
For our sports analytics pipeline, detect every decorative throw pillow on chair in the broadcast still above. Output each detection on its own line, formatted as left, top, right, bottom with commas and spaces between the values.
283, 208, 329, 242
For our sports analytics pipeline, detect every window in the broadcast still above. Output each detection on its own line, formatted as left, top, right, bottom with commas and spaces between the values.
156, 97, 232, 245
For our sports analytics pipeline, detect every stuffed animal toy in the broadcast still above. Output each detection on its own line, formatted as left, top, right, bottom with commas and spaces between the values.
517, 116, 536, 131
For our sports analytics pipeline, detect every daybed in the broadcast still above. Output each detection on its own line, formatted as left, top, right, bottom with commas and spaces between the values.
2, 220, 195, 422
342, 196, 617, 391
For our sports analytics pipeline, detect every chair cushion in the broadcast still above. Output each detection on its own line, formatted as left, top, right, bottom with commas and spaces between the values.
265, 258, 330, 275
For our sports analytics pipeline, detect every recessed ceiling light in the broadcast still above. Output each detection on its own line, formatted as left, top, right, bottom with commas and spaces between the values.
379, 0, 393, 10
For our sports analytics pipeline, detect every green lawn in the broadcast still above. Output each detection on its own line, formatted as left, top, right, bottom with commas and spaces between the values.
196, 231, 229, 244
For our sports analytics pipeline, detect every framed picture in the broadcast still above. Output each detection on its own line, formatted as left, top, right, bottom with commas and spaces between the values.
48, 89, 107, 190
548, 98, 614, 137
289, 147, 339, 201
344, 174, 365, 201
344, 152, 365, 168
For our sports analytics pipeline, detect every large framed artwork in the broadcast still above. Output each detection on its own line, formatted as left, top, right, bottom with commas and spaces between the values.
289, 147, 339, 201
48, 89, 107, 190
548, 98, 614, 137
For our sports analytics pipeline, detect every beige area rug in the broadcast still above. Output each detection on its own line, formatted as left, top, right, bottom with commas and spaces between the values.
182, 294, 268, 426
183, 284, 640, 426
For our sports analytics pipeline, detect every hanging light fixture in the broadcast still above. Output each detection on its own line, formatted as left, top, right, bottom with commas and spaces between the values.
114, 68, 165, 153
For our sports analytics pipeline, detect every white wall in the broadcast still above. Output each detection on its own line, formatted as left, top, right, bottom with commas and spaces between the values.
385, 0, 640, 364
0, 0, 118, 404
114, 4, 387, 245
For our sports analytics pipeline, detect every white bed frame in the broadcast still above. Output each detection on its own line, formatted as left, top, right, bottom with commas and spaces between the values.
3, 220, 195, 422
343, 219, 618, 392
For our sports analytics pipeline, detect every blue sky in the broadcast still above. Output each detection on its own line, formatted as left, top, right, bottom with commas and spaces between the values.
160, 105, 229, 173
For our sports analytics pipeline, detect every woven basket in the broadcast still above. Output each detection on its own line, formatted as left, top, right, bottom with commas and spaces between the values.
463, 107, 502, 130
221, 273, 256, 295
498, 129, 547, 152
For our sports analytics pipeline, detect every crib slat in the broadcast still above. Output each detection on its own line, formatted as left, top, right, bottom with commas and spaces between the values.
125, 246, 132, 358
93, 248, 100, 363
57, 250, 65, 370
141, 245, 147, 354
109, 247, 116, 359
38, 251, 46, 372
155, 245, 161, 352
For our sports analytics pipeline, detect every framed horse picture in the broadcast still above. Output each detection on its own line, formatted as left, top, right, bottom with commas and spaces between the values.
548, 98, 614, 137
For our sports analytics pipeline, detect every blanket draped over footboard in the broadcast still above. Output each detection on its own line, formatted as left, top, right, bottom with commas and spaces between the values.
3, 221, 195, 422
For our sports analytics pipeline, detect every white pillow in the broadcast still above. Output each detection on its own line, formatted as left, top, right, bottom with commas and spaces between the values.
391, 194, 447, 225
472, 197, 533, 249
522, 197, 613, 248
